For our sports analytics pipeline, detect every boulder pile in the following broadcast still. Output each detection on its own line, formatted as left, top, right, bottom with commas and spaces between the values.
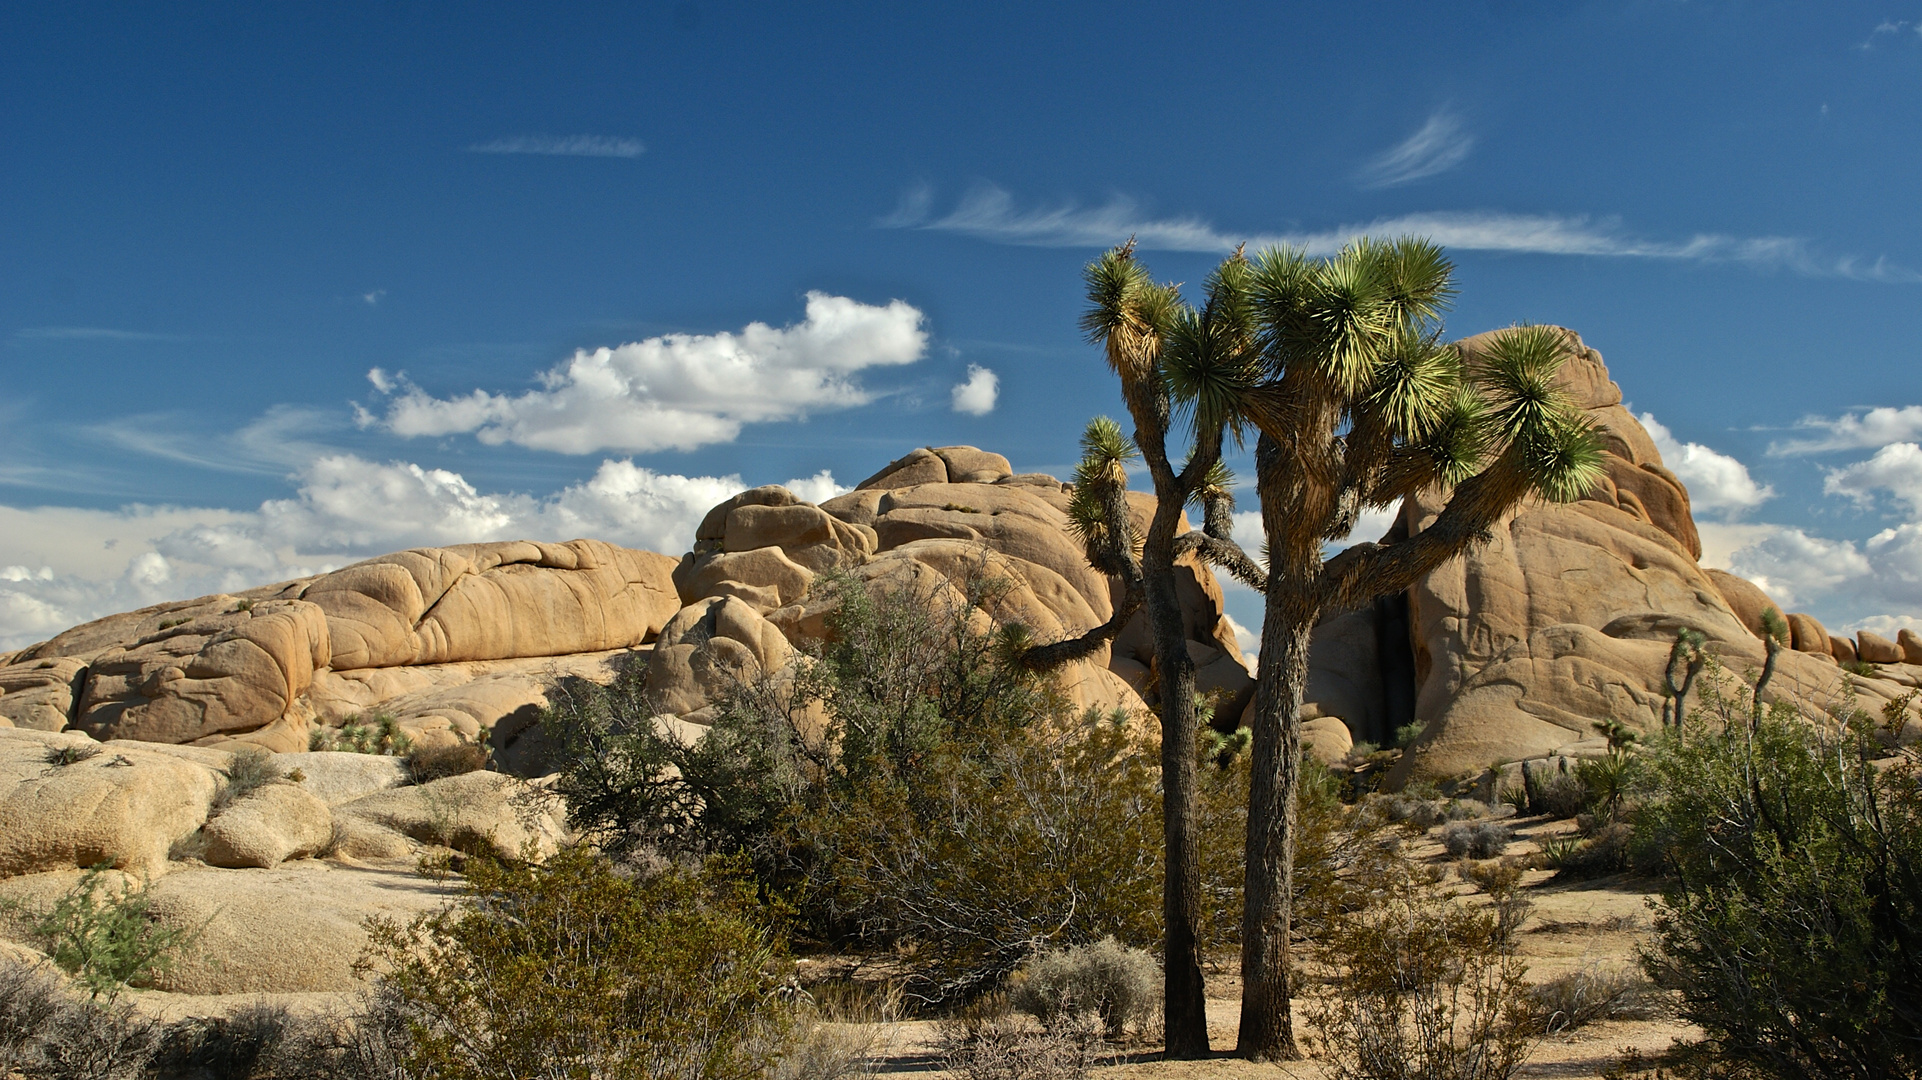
2, 327, 1919, 1000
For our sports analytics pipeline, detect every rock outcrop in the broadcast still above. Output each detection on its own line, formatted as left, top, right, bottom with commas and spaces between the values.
1370, 330, 1922, 783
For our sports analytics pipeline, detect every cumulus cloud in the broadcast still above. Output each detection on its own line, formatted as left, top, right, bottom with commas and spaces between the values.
1825, 442, 1922, 513
370, 292, 928, 454
950, 364, 999, 415
1769, 405, 1922, 455
884, 183, 1922, 283
1357, 109, 1474, 189
1638, 412, 1773, 517
467, 135, 645, 158
0, 454, 847, 650
1723, 521, 1922, 625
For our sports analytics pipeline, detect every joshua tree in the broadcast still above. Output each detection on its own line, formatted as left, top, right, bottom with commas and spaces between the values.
1225, 240, 1603, 1058
1036, 238, 1601, 1058
1663, 627, 1710, 731
1017, 244, 1265, 1056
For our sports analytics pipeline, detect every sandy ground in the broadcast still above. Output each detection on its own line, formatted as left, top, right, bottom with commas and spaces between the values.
95, 811, 1695, 1078
857, 813, 1699, 1080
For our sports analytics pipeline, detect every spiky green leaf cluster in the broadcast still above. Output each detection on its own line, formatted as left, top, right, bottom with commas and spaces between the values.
1067, 416, 1139, 556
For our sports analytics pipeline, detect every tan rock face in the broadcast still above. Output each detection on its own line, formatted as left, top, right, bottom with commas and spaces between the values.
0, 657, 86, 732
308, 540, 679, 671
1902, 629, 1922, 665
1789, 612, 1832, 654
72, 600, 330, 745
0, 729, 220, 880
1376, 328, 1922, 785
1858, 631, 1903, 665
200, 782, 333, 869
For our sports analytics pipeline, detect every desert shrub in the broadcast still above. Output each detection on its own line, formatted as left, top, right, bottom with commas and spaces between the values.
356, 844, 787, 1080
43, 742, 102, 767
1394, 721, 1428, 749
149, 1002, 296, 1077
1307, 851, 1536, 1080
1010, 937, 1160, 1039
2, 864, 197, 1001
544, 570, 1168, 1005
1461, 859, 1533, 947
1547, 822, 1635, 880
214, 747, 283, 809
1632, 668, 1922, 1080
0, 961, 65, 1073
405, 740, 490, 784
311, 712, 413, 755
1527, 964, 1666, 1034
1441, 821, 1512, 860
0, 962, 160, 1080
938, 1011, 1100, 1080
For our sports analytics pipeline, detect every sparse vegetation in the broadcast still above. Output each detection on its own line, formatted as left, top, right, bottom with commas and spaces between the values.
356, 845, 789, 1080
310, 711, 414, 755
1307, 849, 1537, 1080
43, 742, 103, 768
406, 739, 490, 783
214, 746, 284, 809
1528, 965, 1667, 1034
1, 865, 198, 1002
1441, 820, 1513, 860
1010, 938, 1161, 1040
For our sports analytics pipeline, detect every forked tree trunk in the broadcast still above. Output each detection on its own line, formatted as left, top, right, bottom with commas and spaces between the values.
1236, 589, 1313, 1060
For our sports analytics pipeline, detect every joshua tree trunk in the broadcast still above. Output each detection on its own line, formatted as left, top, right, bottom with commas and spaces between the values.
1135, 406, 1216, 1058
1236, 599, 1313, 1059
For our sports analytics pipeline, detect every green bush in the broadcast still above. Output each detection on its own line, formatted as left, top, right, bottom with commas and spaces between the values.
1441, 821, 1513, 860
545, 571, 1168, 1004
1, 865, 197, 1001
357, 845, 788, 1080
1633, 671, 1922, 1080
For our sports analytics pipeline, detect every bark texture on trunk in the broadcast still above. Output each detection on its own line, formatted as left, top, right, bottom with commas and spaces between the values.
1236, 587, 1313, 1060
1145, 485, 1209, 1057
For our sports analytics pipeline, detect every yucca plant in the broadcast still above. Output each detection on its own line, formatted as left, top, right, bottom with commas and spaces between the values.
1063, 238, 1603, 1060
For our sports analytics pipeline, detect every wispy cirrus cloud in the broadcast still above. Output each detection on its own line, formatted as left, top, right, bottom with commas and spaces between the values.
13, 327, 191, 343
1357, 109, 1474, 188
882, 183, 1922, 284
1859, 19, 1922, 49
467, 134, 645, 158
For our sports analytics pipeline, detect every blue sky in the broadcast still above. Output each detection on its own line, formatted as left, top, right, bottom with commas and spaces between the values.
4, 1, 1922, 650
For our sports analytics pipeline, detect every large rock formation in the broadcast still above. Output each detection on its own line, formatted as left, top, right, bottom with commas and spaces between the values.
1344, 329, 1922, 784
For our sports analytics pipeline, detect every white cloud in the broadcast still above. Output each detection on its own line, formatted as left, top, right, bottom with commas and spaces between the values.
1770, 405, 1922, 454
372, 292, 929, 454
467, 135, 645, 158
1638, 411, 1773, 517
950, 364, 999, 415
1726, 526, 1875, 610
885, 184, 1922, 283
1849, 613, 1922, 638
1357, 109, 1474, 189
362, 289, 385, 306
1825, 442, 1922, 513
0, 454, 847, 650
1222, 611, 1260, 660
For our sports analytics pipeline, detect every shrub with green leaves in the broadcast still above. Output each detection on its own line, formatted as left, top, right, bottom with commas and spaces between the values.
1633, 670, 1922, 1080
358, 845, 788, 1080
2, 865, 197, 1002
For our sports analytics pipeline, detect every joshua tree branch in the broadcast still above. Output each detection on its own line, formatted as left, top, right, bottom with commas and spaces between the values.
1017, 590, 1144, 672
1174, 531, 1269, 591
